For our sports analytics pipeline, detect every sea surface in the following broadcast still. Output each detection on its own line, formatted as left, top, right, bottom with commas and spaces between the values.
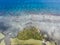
0, 0, 60, 16
0, 0, 60, 44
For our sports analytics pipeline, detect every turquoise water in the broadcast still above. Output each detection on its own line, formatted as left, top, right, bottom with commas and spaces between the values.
0, 0, 60, 16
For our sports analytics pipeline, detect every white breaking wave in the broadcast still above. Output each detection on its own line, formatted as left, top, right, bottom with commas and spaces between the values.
31, 14, 60, 40
0, 14, 60, 41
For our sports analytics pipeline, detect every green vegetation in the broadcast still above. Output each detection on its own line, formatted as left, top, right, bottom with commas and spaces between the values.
11, 38, 55, 45
0, 26, 56, 45
17, 26, 44, 40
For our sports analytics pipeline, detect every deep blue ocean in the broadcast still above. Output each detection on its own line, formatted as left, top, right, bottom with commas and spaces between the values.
0, 0, 60, 16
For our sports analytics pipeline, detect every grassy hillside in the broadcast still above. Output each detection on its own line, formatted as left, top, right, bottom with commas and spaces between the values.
11, 38, 55, 45
0, 33, 5, 39
10, 26, 55, 45
0, 26, 56, 45
17, 26, 44, 40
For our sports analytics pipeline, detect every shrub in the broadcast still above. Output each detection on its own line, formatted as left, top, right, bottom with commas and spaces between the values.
17, 26, 44, 40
